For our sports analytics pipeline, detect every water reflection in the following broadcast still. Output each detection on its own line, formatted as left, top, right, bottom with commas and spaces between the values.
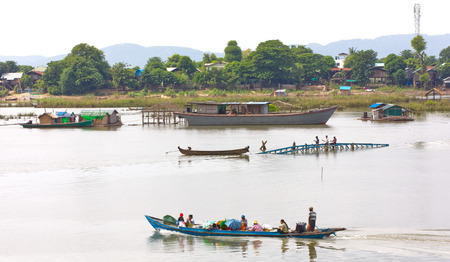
147, 231, 344, 259
178, 154, 250, 165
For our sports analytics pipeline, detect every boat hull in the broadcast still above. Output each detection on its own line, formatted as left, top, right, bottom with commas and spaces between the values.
175, 106, 338, 126
178, 146, 249, 155
145, 215, 345, 239
21, 120, 94, 128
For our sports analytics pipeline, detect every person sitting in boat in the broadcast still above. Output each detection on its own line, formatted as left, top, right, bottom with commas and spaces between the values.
307, 207, 317, 232
251, 220, 263, 232
277, 219, 289, 234
240, 215, 248, 230
27, 120, 32, 124
176, 213, 185, 226
186, 214, 195, 227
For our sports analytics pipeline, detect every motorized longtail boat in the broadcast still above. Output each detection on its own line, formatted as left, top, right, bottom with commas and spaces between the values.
145, 215, 346, 239
178, 146, 249, 155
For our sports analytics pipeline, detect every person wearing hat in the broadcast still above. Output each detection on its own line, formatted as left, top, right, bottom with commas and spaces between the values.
176, 213, 185, 227
251, 220, 263, 232
240, 215, 248, 230
307, 207, 317, 232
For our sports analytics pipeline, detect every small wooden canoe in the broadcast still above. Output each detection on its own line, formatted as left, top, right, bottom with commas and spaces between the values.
178, 146, 249, 155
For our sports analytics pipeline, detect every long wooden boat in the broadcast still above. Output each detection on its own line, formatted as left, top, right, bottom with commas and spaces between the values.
174, 102, 338, 126
178, 146, 249, 155
145, 215, 346, 239
21, 120, 94, 128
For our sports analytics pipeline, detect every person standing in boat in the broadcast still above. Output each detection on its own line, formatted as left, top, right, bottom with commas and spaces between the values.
278, 219, 289, 234
322, 135, 329, 146
307, 207, 317, 231
240, 215, 248, 230
314, 136, 319, 147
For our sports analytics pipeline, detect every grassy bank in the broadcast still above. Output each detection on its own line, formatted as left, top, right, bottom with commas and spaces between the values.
5, 89, 450, 113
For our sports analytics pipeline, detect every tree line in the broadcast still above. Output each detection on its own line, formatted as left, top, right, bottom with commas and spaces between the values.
1, 37, 449, 95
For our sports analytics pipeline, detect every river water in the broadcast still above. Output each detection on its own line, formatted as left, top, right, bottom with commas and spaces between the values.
1, 108, 449, 261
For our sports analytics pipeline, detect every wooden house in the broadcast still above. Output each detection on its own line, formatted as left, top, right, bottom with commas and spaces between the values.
38, 112, 76, 125
339, 86, 351, 95
1, 72, 23, 90
79, 109, 122, 126
368, 103, 413, 121
369, 63, 387, 84
28, 71, 44, 83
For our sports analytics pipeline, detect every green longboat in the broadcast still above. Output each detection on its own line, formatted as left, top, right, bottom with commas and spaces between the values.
21, 120, 94, 128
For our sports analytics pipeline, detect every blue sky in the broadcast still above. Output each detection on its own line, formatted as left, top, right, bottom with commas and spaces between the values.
2, 0, 449, 57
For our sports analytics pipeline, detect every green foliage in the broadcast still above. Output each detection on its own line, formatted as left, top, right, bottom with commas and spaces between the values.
59, 59, 103, 95
344, 49, 378, 85
251, 40, 294, 83
438, 63, 450, 79
20, 74, 33, 89
111, 62, 137, 90
177, 56, 197, 76
268, 104, 279, 112
0, 89, 9, 97
166, 54, 180, 67
411, 35, 427, 54
224, 40, 242, 63
439, 46, 450, 63
145, 57, 166, 70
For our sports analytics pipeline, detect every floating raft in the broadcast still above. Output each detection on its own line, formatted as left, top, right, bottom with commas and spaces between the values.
258, 143, 389, 155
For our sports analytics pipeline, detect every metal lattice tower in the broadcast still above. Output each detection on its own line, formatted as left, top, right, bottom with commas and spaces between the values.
414, 4, 421, 35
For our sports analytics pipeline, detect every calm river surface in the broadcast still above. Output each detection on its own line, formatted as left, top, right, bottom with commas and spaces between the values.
1, 108, 449, 261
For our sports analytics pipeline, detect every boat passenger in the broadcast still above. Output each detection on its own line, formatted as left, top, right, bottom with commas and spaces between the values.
251, 221, 263, 232
186, 214, 195, 227
307, 207, 317, 232
241, 215, 248, 230
278, 219, 289, 234
211, 223, 219, 230
176, 213, 184, 226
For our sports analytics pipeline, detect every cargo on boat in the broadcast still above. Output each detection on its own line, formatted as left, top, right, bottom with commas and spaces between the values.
21, 112, 93, 128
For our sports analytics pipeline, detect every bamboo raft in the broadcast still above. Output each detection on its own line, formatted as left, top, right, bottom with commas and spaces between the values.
258, 143, 389, 155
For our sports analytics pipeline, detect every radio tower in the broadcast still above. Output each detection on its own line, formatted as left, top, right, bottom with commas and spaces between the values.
414, 4, 421, 35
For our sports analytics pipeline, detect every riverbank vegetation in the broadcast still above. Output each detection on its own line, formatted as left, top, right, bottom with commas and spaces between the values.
15, 87, 446, 113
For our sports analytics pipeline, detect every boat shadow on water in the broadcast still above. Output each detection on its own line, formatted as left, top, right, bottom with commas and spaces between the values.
178, 154, 250, 163
147, 231, 345, 258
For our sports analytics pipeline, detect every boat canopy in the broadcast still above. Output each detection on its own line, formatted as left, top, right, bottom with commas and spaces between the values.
80, 110, 118, 120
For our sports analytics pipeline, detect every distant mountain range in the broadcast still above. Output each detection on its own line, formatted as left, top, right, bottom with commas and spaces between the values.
1, 34, 449, 68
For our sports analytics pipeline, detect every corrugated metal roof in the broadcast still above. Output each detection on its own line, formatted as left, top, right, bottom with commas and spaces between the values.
188, 101, 270, 106
1, 72, 23, 80
369, 103, 384, 108
80, 109, 117, 116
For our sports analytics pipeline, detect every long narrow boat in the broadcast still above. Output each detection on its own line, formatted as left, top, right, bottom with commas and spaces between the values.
178, 146, 249, 155
21, 120, 94, 128
174, 102, 338, 126
145, 215, 346, 239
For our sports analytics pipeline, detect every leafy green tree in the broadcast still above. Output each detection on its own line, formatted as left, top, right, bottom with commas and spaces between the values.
177, 56, 197, 76
425, 55, 437, 66
145, 57, 166, 71
251, 40, 294, 84
202, 53, 211, 64
166, 54, 180, 67
42, 60, 66, 87
384, 54, 406, 82
20, 74, 33, 89
392, 69, 406, 85
296, 53, 334, 82
438, 46, 450, 64
290, 45, 313, 56
59, 58, 103, 95
5, 61, 19, 72
411, 35, 427, 73
66, 43, 110, 79
344, 49, 378, 85
18, 65, 33, 73
438, 63, 450, 79
224, 40, 242, 63
400, 50, 414, 60
111, 62, 137, 90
